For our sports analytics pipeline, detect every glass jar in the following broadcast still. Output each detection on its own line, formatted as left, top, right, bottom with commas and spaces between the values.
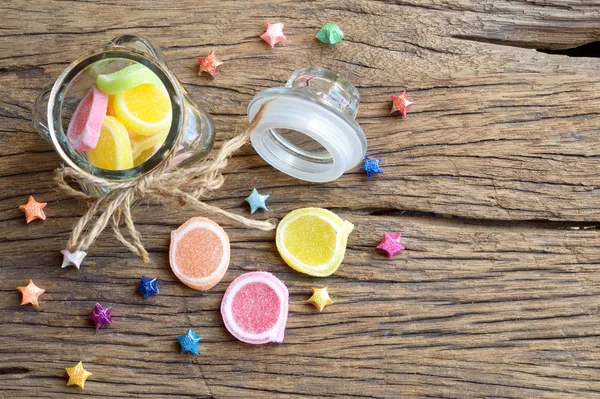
33, 35, 215, 194
248, 66, 367, 182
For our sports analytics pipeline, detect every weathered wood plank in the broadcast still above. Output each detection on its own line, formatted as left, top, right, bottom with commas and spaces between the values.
2, 212, 600, 398
1, 0, 600, 398
1, 1, 599, 220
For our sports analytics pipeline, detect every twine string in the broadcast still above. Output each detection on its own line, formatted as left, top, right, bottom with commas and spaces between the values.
55, 103, 275, 262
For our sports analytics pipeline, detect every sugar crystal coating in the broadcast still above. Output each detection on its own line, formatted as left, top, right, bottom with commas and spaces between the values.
169, 217, 230, 291
221, 271, 289, 344
67, 86, 108, 152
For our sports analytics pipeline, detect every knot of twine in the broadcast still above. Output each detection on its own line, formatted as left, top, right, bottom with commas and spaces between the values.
54, 103, 275, 263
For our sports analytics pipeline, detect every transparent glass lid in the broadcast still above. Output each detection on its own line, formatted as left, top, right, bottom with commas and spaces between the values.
248, 67, 367, 183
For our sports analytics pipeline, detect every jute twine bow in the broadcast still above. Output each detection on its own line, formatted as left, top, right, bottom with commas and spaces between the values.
54, 103, 275, 263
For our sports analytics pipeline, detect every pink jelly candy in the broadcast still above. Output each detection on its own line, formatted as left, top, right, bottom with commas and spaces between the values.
221, 271, 289, 344
67, 86, 108, 151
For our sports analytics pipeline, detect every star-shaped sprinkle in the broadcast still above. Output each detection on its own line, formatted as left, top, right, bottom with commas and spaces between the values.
19, 195, 47, 223
316, 23, 344, 45
17, 279, 45, 307
138, 276, 159, 299
260, 22, 287, 48
65, 361, 92, 389
377, 232, 405, 258
307, 287, 333, 312
197, 51, 223, 78
360, 156, 383, 179
89, 303, 112, 330
390, 91, 413, 117
61, 249, 87, 269
245, 188, 269, 214
177, 328, 202, 355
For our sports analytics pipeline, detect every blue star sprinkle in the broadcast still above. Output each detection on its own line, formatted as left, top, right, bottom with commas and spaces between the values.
177, 328, 202, 355
138, 276, 159, 299
360, 156, 383, 179
245, 188, 269, 214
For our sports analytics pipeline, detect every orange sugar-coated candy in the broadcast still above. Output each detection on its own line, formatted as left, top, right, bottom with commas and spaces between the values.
169, 217, 230, 291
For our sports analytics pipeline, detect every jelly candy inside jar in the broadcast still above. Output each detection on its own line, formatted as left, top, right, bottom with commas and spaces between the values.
62, 60, 172, 170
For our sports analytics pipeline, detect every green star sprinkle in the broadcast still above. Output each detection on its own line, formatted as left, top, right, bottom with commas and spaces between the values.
316, 23, 344, 45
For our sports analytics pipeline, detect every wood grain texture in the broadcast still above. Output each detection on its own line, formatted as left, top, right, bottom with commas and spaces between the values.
1, 0, 600, 398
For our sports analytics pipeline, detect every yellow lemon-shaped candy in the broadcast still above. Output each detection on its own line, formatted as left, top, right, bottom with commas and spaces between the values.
114, 83, 172, 136
130, 129, 168, 166
276, 208, 354, 277
87, 116, 133, 170
106, 95, 116, 117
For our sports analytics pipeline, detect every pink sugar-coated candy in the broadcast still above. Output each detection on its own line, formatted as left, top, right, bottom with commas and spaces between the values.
67, 86, 108, 151
221, 271, 289, 345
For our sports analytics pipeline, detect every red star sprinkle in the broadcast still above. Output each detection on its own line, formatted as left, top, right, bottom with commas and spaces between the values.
17, 279, 46, 307
197, 51, 223, 79
260, 22, 286, 48
390, 91, 413, 117
19, 195, 47, 223
377, 232, 405, 258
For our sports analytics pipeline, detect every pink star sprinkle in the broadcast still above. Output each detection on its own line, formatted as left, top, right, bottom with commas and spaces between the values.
377, 232, 405, 258
197, 51, 223, 79
390, 91, 413, 117
260, 22, 286, 48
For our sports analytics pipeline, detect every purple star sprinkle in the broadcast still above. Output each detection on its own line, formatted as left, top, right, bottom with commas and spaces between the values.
89, 303, 112, 330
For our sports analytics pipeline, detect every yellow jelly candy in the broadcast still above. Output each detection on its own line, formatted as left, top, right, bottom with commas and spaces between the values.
134, 147, 157, 167
87, 116, 133, 170
114, 83, 172, 136
131, 129, 168, 166
276, 208, 354, 277
106, 95, 116, 116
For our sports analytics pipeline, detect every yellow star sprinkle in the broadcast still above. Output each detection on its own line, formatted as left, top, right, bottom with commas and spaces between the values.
307, 287, 333, 312
65, 361, 92, 389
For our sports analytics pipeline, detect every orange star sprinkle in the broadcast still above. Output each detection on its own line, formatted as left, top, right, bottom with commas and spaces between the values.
390, 91, 414, 118
19, 195, 47, 223
65, 361, 92, 389
197, 51, 223, 79
17, 279, 45, 307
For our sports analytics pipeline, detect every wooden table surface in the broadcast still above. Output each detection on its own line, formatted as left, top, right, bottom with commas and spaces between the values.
1, 1, 600, 398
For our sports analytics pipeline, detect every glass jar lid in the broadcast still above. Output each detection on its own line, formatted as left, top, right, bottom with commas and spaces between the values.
248, 67, 367, 183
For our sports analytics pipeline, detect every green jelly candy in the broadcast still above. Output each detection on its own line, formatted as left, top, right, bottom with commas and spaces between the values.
96, 64, 163, 95
316, 23, 344, 45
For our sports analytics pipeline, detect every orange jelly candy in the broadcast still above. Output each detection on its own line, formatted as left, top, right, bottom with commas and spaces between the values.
169, 217, 230, 291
